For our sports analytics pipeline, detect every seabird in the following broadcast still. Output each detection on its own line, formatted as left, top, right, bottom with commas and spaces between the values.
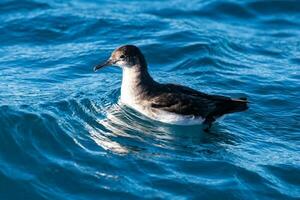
94, 45, 248, 131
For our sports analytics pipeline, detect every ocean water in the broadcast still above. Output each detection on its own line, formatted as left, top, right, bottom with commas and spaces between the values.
0, 0, 300, 199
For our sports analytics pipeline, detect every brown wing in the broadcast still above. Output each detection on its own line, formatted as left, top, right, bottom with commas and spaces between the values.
150, 92, 217, 118
163, 83, 231, 101
149, 83, 247, 119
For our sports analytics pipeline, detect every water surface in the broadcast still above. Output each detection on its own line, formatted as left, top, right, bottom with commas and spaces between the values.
0, 0, 300, 199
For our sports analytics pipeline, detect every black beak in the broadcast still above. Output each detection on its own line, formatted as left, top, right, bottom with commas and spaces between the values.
93, 59, 113, 72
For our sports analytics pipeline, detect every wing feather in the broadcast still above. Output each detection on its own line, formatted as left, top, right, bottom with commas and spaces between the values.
150, 92, 216, 117
148, 83, 247, 121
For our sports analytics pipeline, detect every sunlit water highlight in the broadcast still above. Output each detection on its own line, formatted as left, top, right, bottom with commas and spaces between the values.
0, 0, 300, 199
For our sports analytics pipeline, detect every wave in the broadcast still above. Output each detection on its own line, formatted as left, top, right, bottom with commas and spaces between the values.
1, 0, 300, 199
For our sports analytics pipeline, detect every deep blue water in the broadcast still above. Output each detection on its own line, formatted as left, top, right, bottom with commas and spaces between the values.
0, 0, 300, 199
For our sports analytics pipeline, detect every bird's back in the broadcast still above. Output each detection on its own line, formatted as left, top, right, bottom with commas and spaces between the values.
148, 83, 248, 122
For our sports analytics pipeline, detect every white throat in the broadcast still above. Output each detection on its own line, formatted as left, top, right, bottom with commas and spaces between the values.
120, 67, 140, 105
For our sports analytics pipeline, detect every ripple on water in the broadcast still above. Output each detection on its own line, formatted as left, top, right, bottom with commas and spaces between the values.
0, 0, 300, 199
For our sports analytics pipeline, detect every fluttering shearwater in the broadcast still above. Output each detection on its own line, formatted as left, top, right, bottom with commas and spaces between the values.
94, 45, 248, 131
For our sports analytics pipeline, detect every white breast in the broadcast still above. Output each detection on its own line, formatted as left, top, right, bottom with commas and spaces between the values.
120, 68, 138, 106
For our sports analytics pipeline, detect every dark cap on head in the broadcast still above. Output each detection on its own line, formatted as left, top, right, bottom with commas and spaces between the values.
94, 45, 147, 71
115, 45, 143, 57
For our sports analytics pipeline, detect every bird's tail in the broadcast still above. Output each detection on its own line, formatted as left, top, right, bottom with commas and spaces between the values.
226, 97, 249, 114
203, 97, 249, 129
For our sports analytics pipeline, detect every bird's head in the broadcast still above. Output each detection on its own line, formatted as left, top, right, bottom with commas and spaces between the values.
94, 45, 147, 71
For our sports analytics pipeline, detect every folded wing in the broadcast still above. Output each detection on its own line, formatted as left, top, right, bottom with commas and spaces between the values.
150, 83, 248, 121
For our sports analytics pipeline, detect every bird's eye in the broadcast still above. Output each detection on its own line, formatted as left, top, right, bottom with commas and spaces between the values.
120, 55, 125, 59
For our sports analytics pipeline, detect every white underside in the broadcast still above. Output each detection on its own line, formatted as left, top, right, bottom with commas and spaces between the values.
120, 100, 204, 125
